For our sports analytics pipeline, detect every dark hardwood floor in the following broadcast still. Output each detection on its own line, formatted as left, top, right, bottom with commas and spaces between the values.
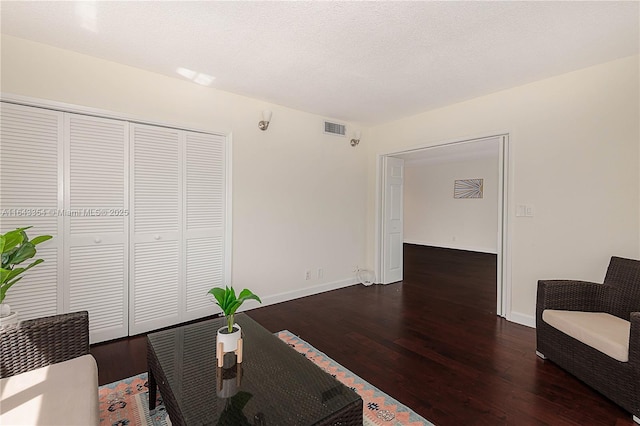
91, 244, 634, 425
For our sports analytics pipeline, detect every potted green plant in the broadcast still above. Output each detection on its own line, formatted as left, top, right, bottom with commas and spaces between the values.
208, 286, 261, 355
1, 227, 52, 326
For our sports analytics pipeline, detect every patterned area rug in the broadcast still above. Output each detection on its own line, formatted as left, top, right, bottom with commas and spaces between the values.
278, 330, 432, 426
99, 373, 169, 426
98, 331, 432, 426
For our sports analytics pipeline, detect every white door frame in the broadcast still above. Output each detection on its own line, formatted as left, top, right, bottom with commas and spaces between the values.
374, 134, 511, 318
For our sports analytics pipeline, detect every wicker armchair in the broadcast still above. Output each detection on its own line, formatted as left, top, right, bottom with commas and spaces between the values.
536, 256, 640, 423
0, 311, 99, 425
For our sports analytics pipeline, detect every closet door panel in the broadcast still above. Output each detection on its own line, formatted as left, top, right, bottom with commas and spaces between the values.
130, 124, 181, 334
185, 236, 223, 314
68, 116, 128, 235
132, 240, 180, 325
0, 102, 63, 319
185, 133, 225, 230
65, 113, 129, 343
133, 126, 180, 234
68, 244, 126, 342
183, 133, 226, 320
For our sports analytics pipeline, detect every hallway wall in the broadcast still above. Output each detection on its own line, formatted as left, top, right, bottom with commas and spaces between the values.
404, 155, 499, 253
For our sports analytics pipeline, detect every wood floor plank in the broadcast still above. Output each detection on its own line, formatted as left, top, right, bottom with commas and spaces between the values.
91, 244, 634, 425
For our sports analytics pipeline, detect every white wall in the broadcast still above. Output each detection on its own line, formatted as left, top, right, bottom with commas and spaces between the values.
404, 155, 499, 253
367, 55, 640, 326
0, 35, 368, 310
3, 35, 639, 328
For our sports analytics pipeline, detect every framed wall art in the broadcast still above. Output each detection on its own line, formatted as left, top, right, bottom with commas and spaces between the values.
454, 178, 483, 199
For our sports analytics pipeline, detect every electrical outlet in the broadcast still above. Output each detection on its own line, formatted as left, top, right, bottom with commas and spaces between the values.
305, 270, 311, 280
317, 268, 323, 279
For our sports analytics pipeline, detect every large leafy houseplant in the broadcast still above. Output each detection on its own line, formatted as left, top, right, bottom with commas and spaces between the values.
1, 227, 52, 309
208, 286, 261, 333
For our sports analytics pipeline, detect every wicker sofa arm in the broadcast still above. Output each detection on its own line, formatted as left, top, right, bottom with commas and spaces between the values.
0, 311, 90, 378
630, 312, 640, 372
536, 280, 610, 313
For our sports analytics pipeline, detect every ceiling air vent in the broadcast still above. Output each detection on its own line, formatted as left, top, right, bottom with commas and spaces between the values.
324, 121, 346, 137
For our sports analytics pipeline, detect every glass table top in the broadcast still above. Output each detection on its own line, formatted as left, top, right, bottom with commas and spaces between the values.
147, 313, 361, 425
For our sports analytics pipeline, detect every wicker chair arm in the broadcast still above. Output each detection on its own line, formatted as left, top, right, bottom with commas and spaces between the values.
0, 311, 90, 378
630, 312, 640, 372
536, 280, 610, 313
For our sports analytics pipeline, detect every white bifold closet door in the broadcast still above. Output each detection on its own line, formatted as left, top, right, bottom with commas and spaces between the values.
0, 103, 63, 320
183, 131, 226, 322
64, 113, 129, 343
130, 124, 182, 334
1, 102, 227, 341
129, 124, 226, 334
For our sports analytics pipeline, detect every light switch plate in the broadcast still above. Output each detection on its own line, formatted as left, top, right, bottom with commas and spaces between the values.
516, 204, 534, 217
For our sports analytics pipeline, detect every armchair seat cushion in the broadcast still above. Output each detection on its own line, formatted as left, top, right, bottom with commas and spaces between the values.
543, 309, 630, 362
0, 354, 98, 425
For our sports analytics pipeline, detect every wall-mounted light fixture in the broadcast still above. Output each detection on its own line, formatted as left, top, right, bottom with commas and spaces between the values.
258, 110, 272, 131
350, 131, 361, 147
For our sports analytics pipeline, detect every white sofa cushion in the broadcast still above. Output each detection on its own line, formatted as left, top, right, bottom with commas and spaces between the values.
543, 310, 630, 362
0, 354, 98, 425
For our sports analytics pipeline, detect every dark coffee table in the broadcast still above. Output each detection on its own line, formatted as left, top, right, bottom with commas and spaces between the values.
147, 313, 363, 426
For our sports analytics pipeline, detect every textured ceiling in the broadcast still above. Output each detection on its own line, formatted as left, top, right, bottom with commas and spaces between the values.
1, 1, 638, 125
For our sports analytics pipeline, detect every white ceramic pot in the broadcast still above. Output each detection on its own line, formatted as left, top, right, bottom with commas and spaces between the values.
0, 311, 18, 327
0, 303, 11, 317
217, 323, 241, 353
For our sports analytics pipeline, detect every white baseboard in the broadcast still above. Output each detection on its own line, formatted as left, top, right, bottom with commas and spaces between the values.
508, 311, 536, 328
231, 277, 539, 333
403, 240, 497, 255
240, 277, 358, 313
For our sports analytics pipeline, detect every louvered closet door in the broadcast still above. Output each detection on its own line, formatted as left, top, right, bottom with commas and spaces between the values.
130, 124, 182, 335
0, 103, 63, 320
65, 113, 129, 343
183, 132, 226, 321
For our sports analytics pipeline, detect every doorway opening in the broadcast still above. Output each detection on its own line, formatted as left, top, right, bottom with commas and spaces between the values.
374, 134, 510, 317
